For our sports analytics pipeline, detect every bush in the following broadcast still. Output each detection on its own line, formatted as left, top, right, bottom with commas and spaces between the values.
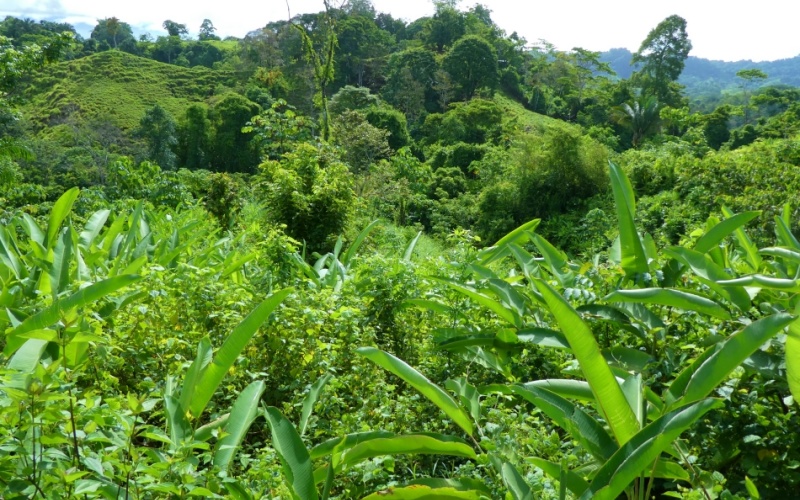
257, 143, 355, 253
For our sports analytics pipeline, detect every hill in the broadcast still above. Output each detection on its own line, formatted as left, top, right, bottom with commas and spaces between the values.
600, 48, 800, 96
19, 50, 239, 131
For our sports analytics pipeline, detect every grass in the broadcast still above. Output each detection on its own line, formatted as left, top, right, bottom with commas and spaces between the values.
493, 92, 573, 136
21, 50, 239, 132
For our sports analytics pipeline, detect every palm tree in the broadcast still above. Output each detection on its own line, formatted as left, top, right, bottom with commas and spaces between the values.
612, 95, 661, 148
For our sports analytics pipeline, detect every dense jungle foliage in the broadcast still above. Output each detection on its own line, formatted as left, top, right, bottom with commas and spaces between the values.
2, 2, 800, 498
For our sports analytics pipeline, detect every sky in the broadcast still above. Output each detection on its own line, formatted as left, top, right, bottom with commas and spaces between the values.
2, 0, 799, 62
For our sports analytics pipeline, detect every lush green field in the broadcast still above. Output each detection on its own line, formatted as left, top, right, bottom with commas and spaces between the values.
20, 51, 237, 131
3, 5, 800, 499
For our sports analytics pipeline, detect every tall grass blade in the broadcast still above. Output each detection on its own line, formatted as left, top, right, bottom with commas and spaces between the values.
189, 288, 292, 418
608, 161, 648, 276
264, 406, 318, 500
214, 380, 266, 471
357, 347, 474, 436
534, 279, 639, 445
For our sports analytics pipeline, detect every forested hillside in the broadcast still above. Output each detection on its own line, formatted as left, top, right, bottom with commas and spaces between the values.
2, 3, 800, 499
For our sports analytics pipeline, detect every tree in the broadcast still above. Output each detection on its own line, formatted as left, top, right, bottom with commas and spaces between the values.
291, 1, 337, 141
442, 35, 498, 100
135, 104, 178, 169
631, 15, 692, 106
423, 5, 466, 53
162, 20, 188, 38
703, 104, 738, 149
612, 95, 661, 148
244, 99, 312, 160
737, 68, 768, 124
335, 15, 394, 89
383, 47, 439, 115
332, 110, 390, 174
258, 143, 354, 253
198, 19, 220, 41
91, 17, 134, 49
177, 104, 211, 170
209, 93, 261, 173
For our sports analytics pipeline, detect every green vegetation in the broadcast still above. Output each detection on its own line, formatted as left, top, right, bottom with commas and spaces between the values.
2, 4, 800, 499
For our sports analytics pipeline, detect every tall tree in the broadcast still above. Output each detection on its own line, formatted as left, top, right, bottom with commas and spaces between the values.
291, 1, 337, 141
198, 19, 220, 41
423, 4, 466, 53
135, 104, 178, 169
91, 17, 134, 49
162, 20, 188, 38
177, 104, 211, 170
209, 94, 260, 173
442, 35, 498, 100
611, 95, 661, 148
737, 68, 768, 124
631, 14, 692, 106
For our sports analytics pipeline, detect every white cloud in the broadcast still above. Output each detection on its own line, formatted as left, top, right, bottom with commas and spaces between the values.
1, 0, 798, 61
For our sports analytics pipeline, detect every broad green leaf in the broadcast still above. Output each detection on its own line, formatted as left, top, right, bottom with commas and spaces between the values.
665, 247, 751, 311
7, 339, 49, 372
436, 333, 514, 351
721, 206, 761, 271
189, 288, 292, 418
608, 161, 648, 276
527, 458, 589, 497
459, 346, 512, 379
759, 247, 800, 264
603, 347, 654, 373
506, 243, 541, 280
477, 219, 540, 265
511, 385, 617, 461
534, 279, 639, 445
79, 209, 111, 249
693, 211, 761, 254
487, 279, 528, 320
341, 219, 378, 266
164, 395, 192, 448
214, 381, 266, 471
605, 288, 730, 320
745, 476, 761, 499
620, 374, 644, 427
784, 316, 800, 405
0, 228, 22, 279
532, 234, 574, 287
357, 347, 474, 436
195, 414, 229, 442
338, 434, 476, 471
403, 231, 422, 262
517, 328, 571, 350
360, 486, 483, 499
22, 213, 45, 246
716, 275, 800, 293
445, 378, 482, 425
406, 478, 492, 495
49, 227, 74, 298
583, 399, 723, 500
774, 212, 800, 251
500, 461, 534, 500
264, 406, 318, 500
299, 373, 332, 436
179, 338, 213, 412
433, 278, 520, 328
9, 274, 141, 342
224, 481, 254, 500
310, 431, 395, 460
524, 379, 594, 402
666, 313, 795, 407
45, 187, 79, 250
